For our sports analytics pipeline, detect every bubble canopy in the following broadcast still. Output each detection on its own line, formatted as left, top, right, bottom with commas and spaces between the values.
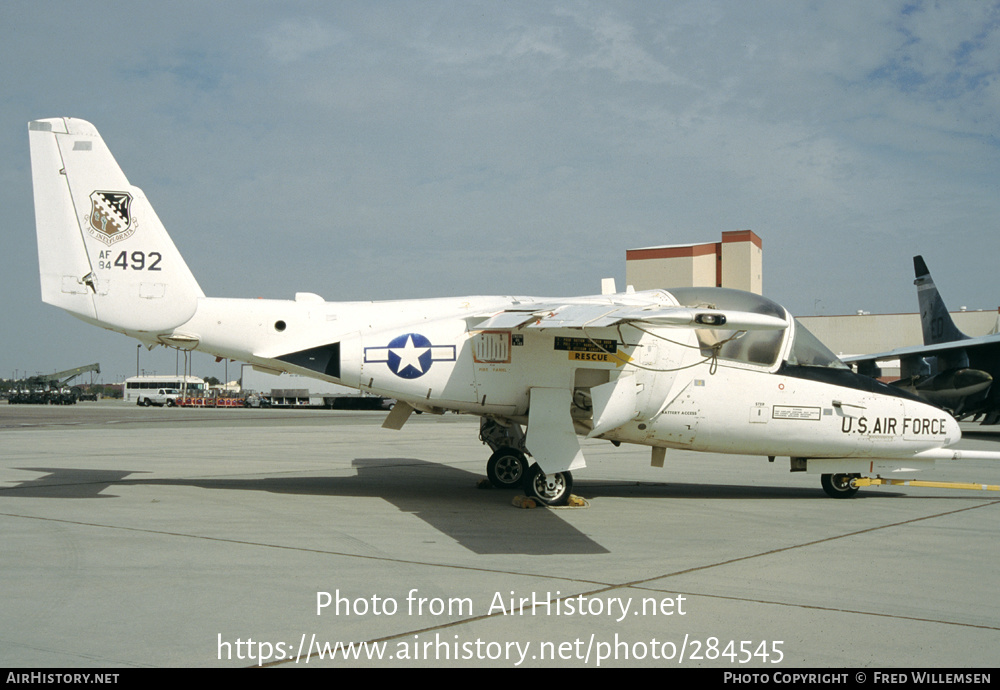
666, 287, 846, 370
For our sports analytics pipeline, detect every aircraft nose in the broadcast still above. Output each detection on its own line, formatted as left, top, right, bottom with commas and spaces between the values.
903, 399, 961, 445
945, 411, 961, 442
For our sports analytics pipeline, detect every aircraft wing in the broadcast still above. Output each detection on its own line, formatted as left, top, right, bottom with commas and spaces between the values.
472, 302, 788, 332
842, 333, 1000, 364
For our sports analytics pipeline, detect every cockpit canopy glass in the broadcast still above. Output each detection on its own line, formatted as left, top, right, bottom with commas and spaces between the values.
786, 319, 849, 369
666, 288, 848, 370
667, 288, 787, 367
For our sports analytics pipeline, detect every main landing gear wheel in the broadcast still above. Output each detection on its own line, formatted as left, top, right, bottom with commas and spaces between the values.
486, 447, 528, 489
821, 473, 860, 498
524, 464, 573, 506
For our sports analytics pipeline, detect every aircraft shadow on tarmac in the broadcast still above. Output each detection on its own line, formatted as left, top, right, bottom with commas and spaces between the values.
2, 468, 147, 499
5, 460, 610, 555
3, 461, 929, 554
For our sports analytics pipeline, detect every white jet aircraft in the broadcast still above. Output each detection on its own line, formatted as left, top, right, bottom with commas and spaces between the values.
27, 118, 998, 504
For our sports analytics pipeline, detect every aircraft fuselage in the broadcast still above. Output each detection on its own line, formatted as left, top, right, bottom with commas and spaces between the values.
114, 292, 960, 467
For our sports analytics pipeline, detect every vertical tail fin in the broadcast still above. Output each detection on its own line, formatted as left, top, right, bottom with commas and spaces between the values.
28, 118, 203, 336
913, 255, 968, 345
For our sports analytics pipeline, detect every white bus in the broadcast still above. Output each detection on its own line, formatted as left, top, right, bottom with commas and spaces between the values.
123, 375, 206, 403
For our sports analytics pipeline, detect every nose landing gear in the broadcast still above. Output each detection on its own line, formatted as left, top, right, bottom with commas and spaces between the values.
821, 473, 860, 498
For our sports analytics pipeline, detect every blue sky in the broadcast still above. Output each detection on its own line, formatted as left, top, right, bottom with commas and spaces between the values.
2, 1, 998, 383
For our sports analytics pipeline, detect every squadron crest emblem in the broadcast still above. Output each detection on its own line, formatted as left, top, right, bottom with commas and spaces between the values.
87, 190, 136, 244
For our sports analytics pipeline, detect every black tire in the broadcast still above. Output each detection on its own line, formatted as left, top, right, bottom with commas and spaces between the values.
524, 464, 573, 506
142, 398, 152, 407
486, 447, 528, 489
821, 473, 860, 498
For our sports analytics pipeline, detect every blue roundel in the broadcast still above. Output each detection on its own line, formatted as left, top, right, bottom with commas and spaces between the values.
387, 333, 434, 379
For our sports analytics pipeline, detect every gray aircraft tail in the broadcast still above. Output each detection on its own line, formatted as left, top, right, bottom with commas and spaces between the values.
914, 255, 968, 345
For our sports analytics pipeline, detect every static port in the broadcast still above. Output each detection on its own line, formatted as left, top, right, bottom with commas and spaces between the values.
275, 320, 286, 332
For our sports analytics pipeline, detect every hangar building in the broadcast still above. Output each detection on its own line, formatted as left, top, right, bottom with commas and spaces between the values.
626, 230, 763, 294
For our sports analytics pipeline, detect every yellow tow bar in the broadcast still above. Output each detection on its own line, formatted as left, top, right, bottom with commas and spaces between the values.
852, 477, 1000, 492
